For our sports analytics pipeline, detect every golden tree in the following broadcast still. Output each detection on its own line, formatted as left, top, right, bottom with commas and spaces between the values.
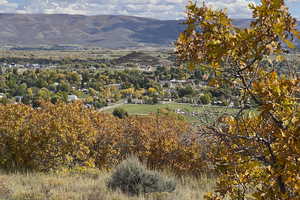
176, 0, 300, 199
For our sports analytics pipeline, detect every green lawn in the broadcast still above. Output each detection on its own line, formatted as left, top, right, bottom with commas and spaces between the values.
105, 103, 237, 123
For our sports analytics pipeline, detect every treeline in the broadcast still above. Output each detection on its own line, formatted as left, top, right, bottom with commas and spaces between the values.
0, 57, 110, 66
0, 65, 238, 107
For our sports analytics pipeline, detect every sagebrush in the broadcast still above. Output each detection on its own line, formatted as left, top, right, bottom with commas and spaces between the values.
107, 157, 176, 196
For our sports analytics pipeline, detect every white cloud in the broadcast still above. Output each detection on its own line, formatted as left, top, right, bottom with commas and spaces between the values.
0, 0, 18, 12
0, 0, 297, 19
205, 0, 255, 18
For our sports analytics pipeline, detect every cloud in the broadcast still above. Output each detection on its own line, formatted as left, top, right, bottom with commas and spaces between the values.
205, 0, 255, 18
0, 0, 18, 12
0, 0, 298, 20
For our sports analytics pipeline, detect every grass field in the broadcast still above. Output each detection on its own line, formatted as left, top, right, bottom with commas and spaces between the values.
105, 103, 237, 123
0, 169, 215, 200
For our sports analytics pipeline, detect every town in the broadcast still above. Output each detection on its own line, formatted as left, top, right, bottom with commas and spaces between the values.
0, 0, 299, 199
0, 50, 240, 113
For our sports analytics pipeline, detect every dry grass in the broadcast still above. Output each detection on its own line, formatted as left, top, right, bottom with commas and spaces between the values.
0, 168, 215, 200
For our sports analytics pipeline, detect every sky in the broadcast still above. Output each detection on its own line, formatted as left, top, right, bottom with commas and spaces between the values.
0, 0, 299, 20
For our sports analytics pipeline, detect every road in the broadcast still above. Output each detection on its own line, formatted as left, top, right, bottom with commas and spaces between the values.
99, 101, 125, 112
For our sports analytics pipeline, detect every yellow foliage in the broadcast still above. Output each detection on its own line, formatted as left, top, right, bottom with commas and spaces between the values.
147, 87, 157, 94
177, 0, 300, 199
0, 102, 204, 174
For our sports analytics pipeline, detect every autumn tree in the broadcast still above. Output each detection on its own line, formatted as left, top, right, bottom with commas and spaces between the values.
176, 0, 300, 199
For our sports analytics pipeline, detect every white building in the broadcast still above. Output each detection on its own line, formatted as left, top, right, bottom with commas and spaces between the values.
67, 95, 78, 102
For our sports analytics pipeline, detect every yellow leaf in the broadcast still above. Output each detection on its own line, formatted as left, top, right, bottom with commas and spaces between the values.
284, 39, 296, 49
272, 0, 282, 8
178, 33, 187, 43
188, 62, 196, 71
275, 55, 285, 62
291, 29, 300, 40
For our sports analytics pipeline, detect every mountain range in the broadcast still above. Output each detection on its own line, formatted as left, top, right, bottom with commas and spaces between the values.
0, 14, 298, 49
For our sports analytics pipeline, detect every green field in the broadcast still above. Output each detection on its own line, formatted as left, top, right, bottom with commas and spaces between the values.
105, 103, 237, 123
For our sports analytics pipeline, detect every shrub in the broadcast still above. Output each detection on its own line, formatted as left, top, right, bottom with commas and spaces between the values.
200, 93, 212, 105
0, 102, 204, 174
112, 108, 128, 119
178, 86, 194, 98
0, 102, 97, 171
152, 96, 159, 104
107, 157, 176, 196
0, 97, 9, 105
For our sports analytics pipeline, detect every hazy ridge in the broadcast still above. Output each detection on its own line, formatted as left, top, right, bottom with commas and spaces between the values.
0, 14, 298, 48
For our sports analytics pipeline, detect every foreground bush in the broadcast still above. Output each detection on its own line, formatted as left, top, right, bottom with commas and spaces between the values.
0, 102, 204, 174
112, 107, 128, 119
0, 102, 97, 171
107, 157, 176, 196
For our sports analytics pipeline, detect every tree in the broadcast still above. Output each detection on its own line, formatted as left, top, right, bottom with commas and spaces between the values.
0, 97, 9, 105
178, 86, 194, 98
147, 87, 157, 97
38, 88, 52, 101
200, 93, 211, 105
176, 0, 300, 199
112, 108, 128, 119
120, 88, 134, 98
14, 83, 27, 96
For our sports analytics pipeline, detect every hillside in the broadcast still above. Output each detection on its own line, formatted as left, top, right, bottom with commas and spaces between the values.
0, 14, 299, 48
113, 51, 172, 66
0, 14, 185, 48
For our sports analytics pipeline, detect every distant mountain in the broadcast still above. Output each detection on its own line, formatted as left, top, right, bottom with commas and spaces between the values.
0, 14, 185, 48
0, 14, 298, 49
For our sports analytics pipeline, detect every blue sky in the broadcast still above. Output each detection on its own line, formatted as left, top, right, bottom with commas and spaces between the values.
0, 0, 299, 20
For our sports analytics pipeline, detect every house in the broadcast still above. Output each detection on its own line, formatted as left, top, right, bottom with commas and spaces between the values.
175, 109, 186, 114
32, 64, 41, 68
131, 99, 144, 104
8, 63, 16, 68
213, 100, 224, 106
159, 80, 169, 87
16, 64, 24, 68
160, 98, 172, 104
163, 98, 172, 102
15, 96, 23, 103
84, 104, 93, 109
139, 65, 154, 72
81, 89, 89, 94
89, 66, 97, 70
169, 79, 187, 88
107, 84, 122, 90
67, 95, 78, 102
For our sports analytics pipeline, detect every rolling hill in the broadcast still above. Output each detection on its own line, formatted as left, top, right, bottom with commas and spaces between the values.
0, 14, 298, 49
